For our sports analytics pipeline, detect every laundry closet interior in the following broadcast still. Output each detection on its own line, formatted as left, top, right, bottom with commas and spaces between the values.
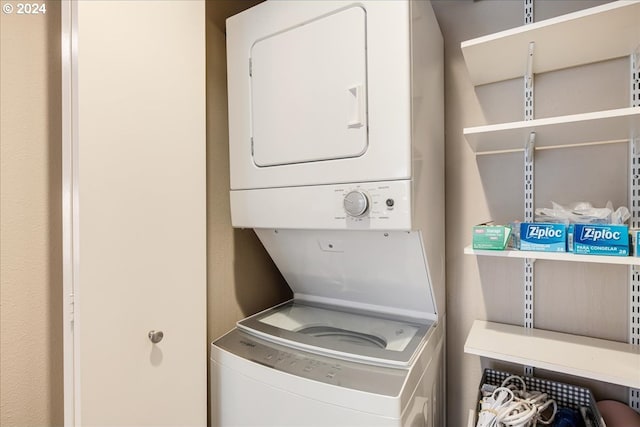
2, 0, 639, 426
208, 2, 639, 423
62, 0, 640, 425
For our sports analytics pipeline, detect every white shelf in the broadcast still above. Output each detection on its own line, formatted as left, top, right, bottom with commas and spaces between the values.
464, 107, 640, 154
461, 0, 640, 86
464, 320, 640, 388
465, 245, 640, 265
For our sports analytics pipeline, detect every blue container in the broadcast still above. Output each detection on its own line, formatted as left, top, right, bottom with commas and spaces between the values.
573, 224, 629, 256
520, 223, 567, 252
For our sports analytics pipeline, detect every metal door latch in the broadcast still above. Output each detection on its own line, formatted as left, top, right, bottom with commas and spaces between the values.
148, 330, 164, 344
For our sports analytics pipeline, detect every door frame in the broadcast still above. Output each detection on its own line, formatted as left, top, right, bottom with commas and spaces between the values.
61, 1, 80, 424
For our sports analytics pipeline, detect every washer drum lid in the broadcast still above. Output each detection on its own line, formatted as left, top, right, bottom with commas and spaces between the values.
254, 229, 438, 322
237, 299, 434, 366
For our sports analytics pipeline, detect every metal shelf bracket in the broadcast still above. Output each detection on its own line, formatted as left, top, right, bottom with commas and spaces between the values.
629, 136, 640, 412
629, 48, 640, 412
523, 1, 535, 379
525, 42, 535, 122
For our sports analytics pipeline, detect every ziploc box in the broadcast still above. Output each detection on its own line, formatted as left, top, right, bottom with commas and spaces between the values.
573, 224, 629, 256
472, 225, 511, 250
567, 224, 574, 252
632, 229, 640, 256
519, 222, 567, 252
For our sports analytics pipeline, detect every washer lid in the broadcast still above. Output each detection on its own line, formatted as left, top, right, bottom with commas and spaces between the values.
254, 229, 438, 322
238, 300, 434, 367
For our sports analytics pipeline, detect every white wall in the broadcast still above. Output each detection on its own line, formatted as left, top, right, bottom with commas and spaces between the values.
205, 0, 291, 345
431, 0, 630, 424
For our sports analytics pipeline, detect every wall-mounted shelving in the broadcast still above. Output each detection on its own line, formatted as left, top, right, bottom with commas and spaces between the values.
465, 320, 640, 389
462, 0, 640, 86
464, 107, 640, 154
464, 245, 640, 266
462, 0, 640, 411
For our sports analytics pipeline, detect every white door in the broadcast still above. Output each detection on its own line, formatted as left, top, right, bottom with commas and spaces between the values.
61, 1, 206, 426
250, 6, 368, 167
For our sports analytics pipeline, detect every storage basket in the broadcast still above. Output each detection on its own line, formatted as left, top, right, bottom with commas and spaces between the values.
473, 369, 606, 427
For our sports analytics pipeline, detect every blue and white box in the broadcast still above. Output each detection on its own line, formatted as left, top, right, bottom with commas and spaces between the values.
633, 229, 640, 256
519, 223, 567, 252
573, 224, 629, 256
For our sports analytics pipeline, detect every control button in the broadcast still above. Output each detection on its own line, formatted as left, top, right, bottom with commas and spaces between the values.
386, 198, 395, 207
344, 191, 369, 217
326, 372, 336, 379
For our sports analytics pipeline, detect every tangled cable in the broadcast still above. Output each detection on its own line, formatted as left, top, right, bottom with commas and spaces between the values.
476, 375, 557, 427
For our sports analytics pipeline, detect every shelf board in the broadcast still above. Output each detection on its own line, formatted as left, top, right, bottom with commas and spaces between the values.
461, 0, 640, 86
464, 107, 640, 154
465, 245, 640, 265
465, 320, 640, 388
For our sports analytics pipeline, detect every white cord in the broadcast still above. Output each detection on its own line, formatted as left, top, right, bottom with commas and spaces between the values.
476, 376, 558, 427
501, 375, 527, 392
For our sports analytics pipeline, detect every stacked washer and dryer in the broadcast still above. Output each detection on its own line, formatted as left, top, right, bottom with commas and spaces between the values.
210, 1, 445, 425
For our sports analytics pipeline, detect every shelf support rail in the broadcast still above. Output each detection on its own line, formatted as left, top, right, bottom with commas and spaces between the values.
629, 138, 639, 346
629, 136, 639, 413
632, 45, 639, 107
630, 45, 640, 413
525, 42, 535, 122
523, 0, 535, 376
524, 0, 533, 26
524, 132, 536, 380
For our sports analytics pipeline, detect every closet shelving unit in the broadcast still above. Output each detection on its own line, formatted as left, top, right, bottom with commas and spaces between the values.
464, 107, 640, 154
461, 0, 640, 409
462, 0, 640, 87
464, 246, 640, 266
465, 320, 639, 389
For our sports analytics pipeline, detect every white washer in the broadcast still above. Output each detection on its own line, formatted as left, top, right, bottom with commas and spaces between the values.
213, 0, 445, 425
211, 303, 445, 427
211, 228, 445, 426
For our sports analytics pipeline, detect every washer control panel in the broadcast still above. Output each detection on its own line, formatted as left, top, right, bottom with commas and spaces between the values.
215, 329, 407, 396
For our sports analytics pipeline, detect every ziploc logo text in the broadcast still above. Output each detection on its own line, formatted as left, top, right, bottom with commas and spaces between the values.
579, 227, 621, 242
526, 225, 563, 240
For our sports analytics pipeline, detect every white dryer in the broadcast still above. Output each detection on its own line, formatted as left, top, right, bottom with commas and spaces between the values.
212, 0, 444, 425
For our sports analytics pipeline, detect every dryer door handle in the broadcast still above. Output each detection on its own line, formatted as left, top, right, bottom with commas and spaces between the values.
347, 84, 365, 129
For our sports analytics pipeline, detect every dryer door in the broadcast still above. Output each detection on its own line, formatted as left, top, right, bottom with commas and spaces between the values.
250, 6, 368, 167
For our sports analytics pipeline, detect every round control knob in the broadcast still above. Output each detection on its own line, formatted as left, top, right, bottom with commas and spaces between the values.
343, 191, 369, 217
